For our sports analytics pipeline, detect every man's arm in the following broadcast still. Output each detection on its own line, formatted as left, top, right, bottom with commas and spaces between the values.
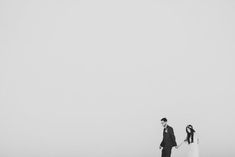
169, 127, 177, 146
160, 131, 164, 149
160, 139, 164, 147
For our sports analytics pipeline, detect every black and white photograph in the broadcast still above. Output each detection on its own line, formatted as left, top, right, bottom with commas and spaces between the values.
0, 0, 234, 157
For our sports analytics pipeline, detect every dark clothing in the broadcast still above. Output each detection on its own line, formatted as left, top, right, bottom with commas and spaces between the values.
160, 125, 177, 157
161, 147, 172, 157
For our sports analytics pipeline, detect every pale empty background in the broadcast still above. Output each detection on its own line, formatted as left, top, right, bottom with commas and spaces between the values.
0, 0, 235, 157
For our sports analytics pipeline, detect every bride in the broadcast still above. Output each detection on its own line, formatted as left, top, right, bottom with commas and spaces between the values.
176, 125, 199, 157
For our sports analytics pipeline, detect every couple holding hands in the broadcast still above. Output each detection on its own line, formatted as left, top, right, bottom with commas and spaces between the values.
159, 118, 199, 157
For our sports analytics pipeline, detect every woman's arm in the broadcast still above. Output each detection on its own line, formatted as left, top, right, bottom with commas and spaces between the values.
176, 138, 188, 149
175, 140, 185, 149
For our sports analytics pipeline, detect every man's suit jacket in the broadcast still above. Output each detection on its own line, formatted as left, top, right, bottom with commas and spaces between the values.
160, 125, 177, 148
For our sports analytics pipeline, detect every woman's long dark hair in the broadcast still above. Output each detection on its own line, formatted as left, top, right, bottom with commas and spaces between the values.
185, 125, 195, 144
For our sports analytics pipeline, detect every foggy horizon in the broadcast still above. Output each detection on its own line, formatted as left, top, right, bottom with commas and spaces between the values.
0, 0, 235, 157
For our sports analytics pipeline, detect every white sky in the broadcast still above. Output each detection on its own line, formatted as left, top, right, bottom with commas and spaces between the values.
0, 0, 235, 157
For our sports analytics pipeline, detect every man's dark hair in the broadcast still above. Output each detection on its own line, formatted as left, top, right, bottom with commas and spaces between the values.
161, 118, 167, 122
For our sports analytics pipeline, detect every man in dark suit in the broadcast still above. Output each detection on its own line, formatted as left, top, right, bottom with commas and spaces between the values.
159, 118, 177, 157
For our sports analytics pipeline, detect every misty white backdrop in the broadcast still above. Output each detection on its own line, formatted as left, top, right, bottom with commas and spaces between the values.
0, 0, 235, 157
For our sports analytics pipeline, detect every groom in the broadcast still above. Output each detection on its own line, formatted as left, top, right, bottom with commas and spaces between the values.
159, 118, 177, 157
